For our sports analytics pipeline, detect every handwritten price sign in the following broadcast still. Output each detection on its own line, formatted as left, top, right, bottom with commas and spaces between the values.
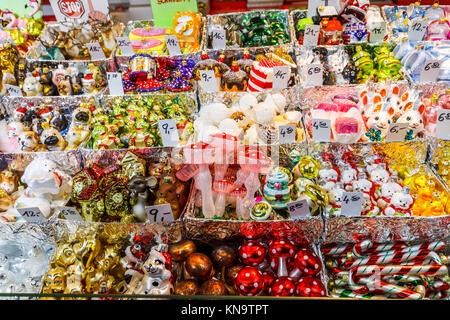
146, 203, 175, 223
199, 70, 219, 92
369, 21, 386, 43
303, 25, 320, 46
385, 123, 409, 142
341, 192, 363, 216
17, 207, 46, 223
212, 29, 226, 49
107, 72, 124, 96
408, 19, 428, 41
158, 119, 180, 147
278, 124, 296, 144
312, 119, 331, 142
306, 64, 323, 86
272, 66, 291, 90
287, 199, 311, 219
116, 37, 135, 56
436, 109, 450, 140
87, 42, 106, 60
420, 60, 441, 83
57, 206, 84, 221
165, 35, 181, 56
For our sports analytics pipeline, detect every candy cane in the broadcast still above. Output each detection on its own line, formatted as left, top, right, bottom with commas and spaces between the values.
350, 264, 449, 279
331, 288, 386, 299
352, 240, 373, 257
357, 278, 423, 300
322, 243, 354, 256
344, 250, 443, 269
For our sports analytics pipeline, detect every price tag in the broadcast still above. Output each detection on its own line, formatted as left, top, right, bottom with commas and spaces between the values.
57, 206, 84, 222
278, 124, 296, 144
385, 123, 409, 142
107, 72, 124, 96
212, 29, 226, 49
287, 199, 311, 219
312, 119, 331, 142
199, 70, 219, 92
116, 36, 135, 56
145, 203, 175, 223
303, 25, 320, 46
158, 119, 180, 147
420, 59, 441, 83
306, 64, 323, 86
164, 35, 181, 56
87, 42, 106, 60
5, 84, 22, 97
307, 0, 341, 17
272, 66, 291, 90
341, 192, 363, 216
436, 109, 450, 140
369, 21, 386, 43
17, 207, 46, 223
318, 5, 338, 16
408, 19, 428, 41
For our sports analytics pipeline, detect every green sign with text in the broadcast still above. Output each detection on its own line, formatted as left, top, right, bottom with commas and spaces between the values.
150, 0, 198, 28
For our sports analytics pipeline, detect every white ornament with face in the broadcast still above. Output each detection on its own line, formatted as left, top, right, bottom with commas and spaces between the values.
377, 181, 402, 208
383, 191, 414, 216
352, 178, 374, 194
365, 111, 393, 138
7, 121, 24, 139
369, 167, 390, 186
140, 250, 173, 295
341, 167, 357, 188
396, 109, 425, 137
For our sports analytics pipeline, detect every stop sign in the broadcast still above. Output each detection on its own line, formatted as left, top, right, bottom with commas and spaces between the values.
57, 0, 86, 19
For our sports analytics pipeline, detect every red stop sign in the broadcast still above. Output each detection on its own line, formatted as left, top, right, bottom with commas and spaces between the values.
57, 0, 86, 19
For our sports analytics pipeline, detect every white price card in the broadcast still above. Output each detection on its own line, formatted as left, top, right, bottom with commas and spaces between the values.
158, 119, 180, 147
272, 66, 291, 90
199, 70, 219, 92
57, 206, 84, 221
369, 21, 386, 43
212, 29, 226, 49
146, 203, 175, 223
318, 5, 338, 16
420, 60, 441, 83
107, 72, 124, 96
312, 119, 331, 142
306, 64, 323, 86
17, 207, 46, 223
5, 84, 22, 97
436, 109, 450, 140
408, 19, 428, 41
116, 36, 135, 56
87, 42, 106, 60
307, 0, 341, 17
164, 35, 181, 56
341, 192, 363, 216
287, 199, 311, 220
385, 123, 409, 142
303, 24, 320, 46
278, 124, 296, 144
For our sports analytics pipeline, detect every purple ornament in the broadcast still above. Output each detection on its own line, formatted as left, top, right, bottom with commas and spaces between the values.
166, 71, 193, 92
